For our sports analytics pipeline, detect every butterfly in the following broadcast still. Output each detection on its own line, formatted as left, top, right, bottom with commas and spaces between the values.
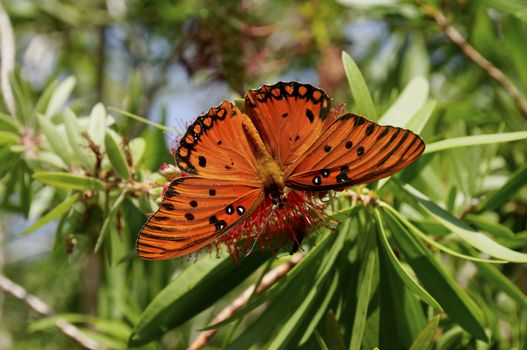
138, 82, 425, 260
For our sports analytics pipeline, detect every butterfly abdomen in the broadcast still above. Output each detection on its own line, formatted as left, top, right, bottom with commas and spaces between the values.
240, 117, 286, 198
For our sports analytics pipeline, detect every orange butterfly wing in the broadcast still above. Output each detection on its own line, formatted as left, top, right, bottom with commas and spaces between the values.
138, 177, 263, 260
286, 113, 425, 190
138, 101, 266, 259
176, 101, 261, 185
244, 82, 331, 170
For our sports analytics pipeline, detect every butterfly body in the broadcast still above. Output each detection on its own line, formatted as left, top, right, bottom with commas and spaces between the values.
138, 81, 425, 260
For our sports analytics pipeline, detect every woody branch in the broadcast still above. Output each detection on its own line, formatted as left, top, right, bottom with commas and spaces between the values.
0, 274, 106, 350
418, 1, 527, 120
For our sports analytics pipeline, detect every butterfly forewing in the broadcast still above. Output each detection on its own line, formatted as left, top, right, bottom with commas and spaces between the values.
244, 82, 332, 170
286, 113, 425, 190
176, 101, 261, 184
138, 177, 264, 259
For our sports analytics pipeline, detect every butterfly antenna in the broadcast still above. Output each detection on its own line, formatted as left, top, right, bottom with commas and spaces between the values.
244, 205, 277, 257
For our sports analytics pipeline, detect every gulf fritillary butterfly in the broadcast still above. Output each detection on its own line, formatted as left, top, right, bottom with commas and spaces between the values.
138, 82, 425, 260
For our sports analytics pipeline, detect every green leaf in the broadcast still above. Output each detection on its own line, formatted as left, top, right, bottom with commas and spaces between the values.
37, 114, 72, 166
0, 131, 19, 145
128, 137, 146, 166
33, 79, 58, 116
379, 77, 429, 128
382, 208, 487, 341
406, 100, 436, 134
108, 107, 178, 133
464, 214, 515, 240
424, 131, 527, 154
342, 51, 377, 119
227, 230, 340, 348
22, 193, 79, 235
477, 165, 527, 212
129, 254, 269, 346
44, 76, 76, 118
266, 226, 348, 349
88, 103, 107, 146
349, 228, 377, 350
63, 108, 96, 170
401, 184, 527, 263
374, 209, 442, 310
409, 315, 440, 350
104, 132, 131, 180
94, 190, 127, 252
0, 112, 22, 133
33, 171, 105, 191
472, 260, 527, 308
322, 311, 346, 350
382, 203, 505, 264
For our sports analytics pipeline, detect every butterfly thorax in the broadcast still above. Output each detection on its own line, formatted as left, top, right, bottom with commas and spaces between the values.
241, 119, 287, 206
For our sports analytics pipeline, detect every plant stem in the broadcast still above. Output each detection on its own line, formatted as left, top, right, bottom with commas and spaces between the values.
0, 274, 106, 350
418, 1, 527, 120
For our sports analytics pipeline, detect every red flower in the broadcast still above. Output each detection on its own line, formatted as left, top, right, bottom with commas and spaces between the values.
213, 190, 327, 259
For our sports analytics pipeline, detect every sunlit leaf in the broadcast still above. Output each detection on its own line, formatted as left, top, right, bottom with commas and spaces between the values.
383, 208, 487, 341
349, 228, 377, 350
44, 76, 76, 118
33, 171, 105, 191
104, 132, 131, 180
374, 209, 442, 309
94, 190, 128, 252
424, 131, 527, 154
37, 114, 72, 166
22, 193, 79, 235
401, 184, 527, 263
478, 165, 527, 212
130, 254, 269, 346
342, 51, 377, 119
379, 76, 429, 127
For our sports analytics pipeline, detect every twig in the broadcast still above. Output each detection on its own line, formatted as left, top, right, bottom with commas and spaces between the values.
418, 1, 527, 120
0, 2, 16, 116
0, 274, 107, 350
188, 254, 304, 350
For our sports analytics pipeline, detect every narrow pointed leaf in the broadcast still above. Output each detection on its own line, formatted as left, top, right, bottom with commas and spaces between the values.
409, 315, 440, 350
63, 108, 95, 170
22, 193, 79, 235
37, 114, 72, 166
88, 103, 107, 146
33, 172, 105, 191
94, 190, 127, 252
424, 131, 527, 154
374, 209, 441, 310
379, 77, 429, 127
104, 132, 131, 180
477, 165, 527, 212
44, 76, 76, 118
383, 208, 487, 341
0, 112, 22, 133
129, 254, 269, 346
342, 51, 377, 119
349, 229, 377, 350
402, 184, 527, 263
0, 131, 19, 145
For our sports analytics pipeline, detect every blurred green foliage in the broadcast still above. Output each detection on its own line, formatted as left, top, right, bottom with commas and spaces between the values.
0, 1, 526, 349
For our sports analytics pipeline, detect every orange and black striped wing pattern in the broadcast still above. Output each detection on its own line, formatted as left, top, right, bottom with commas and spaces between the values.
244, 82, 332, 170
176, 101, 261, 185
286, 113, 425, 191
138, 177, 264, 260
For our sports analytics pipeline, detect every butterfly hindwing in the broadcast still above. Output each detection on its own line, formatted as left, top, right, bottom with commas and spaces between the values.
286, 113, 425, 190
176, 101, 262, 185
138, 177, 264, 259
244, 82, 331, 170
